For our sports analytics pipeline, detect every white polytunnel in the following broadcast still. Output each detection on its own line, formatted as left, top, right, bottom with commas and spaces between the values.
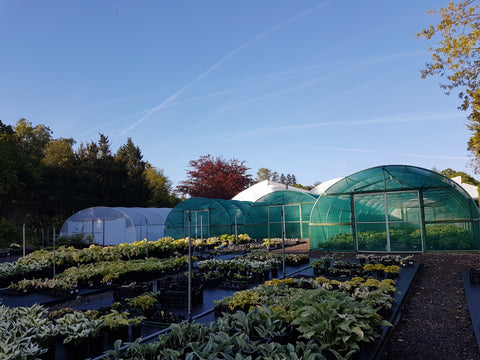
59, 207, 172, 246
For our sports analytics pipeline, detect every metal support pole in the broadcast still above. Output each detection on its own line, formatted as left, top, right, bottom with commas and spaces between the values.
235, 214, 238, 241
188, 212, 192, 322
145, 217, 149, 258
53, 225, 56, 277
281, 208, 286, 279
22, 223, 26, 258
102, 220, 105, 246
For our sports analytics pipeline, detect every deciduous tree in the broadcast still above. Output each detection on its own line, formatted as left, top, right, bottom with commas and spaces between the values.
256, 168, 279, 182
441, 167, 480, 185
177, 154, 253, 199
144, 163, 181, 207
417, 1, 480, 171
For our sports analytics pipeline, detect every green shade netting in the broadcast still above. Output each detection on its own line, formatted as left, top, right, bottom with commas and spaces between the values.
164, 198, 253, 239
244, 190, 319, 240
310, 165, 480, 252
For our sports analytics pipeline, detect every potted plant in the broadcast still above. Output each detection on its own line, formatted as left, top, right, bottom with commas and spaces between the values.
102, 310, 132, 342
384, 265, 401, 278
55, 311, 103, 360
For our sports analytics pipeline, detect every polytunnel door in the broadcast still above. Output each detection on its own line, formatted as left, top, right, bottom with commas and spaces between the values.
267, 204, 302, 239
354, 191, 423, 252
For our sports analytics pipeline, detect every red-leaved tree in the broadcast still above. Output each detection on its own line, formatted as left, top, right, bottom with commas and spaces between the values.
177, 154, 254, 199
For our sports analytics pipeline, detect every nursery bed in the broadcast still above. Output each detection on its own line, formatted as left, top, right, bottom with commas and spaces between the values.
0, 287, 111, 308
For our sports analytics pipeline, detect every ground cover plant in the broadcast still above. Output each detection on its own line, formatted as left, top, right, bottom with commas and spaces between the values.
0, 303, 146, 360
7, 256, 190, 296
0, 234, 284, 286
105, 275, 395, 360
0, 239, 408, 360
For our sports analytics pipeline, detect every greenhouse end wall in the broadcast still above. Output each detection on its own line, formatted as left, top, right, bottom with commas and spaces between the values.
164, 198, 252, 239
309, 165, 480, 252
243, 190, 318, 240
59, 207, 171, 245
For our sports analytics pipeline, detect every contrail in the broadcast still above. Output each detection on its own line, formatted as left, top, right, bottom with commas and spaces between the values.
82, 86, 245, 137
119, 1, 331, 135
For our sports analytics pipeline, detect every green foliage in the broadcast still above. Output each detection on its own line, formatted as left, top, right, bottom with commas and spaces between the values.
122, 276, 391, 360
125, 292, 157, 310
320, 233, 355, 251
417, 1, 480, 172
320, 225, 473, 251
290, 288, 390, 354
0, 218, 17, 248
54, 234, 92, 248
0, 304, 57, 360
424, 224, 474, 250
441, 168, 480, 186
0, 120, 180, 237
256, 167, 279, 182
55, 311, 103, 344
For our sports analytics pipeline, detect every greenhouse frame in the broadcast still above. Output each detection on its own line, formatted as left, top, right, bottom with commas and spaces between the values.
59, 207, 172, 246
164, 198, 253, 239
243, 190, 319, 240
309, 165, 480, 252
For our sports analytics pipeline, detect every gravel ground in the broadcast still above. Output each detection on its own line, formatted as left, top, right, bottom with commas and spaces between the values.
378, 252, 480, 360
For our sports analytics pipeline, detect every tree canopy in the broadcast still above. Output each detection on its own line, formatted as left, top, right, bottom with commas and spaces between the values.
255, 167, 297, 186
177, 154, 254, 199
0, 119, 180, 245
417, 1, 480, 171
441, 167, 480, 185
256, 168, 279, 182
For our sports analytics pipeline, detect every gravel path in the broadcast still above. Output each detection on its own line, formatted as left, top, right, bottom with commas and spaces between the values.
379, 252, 480, 360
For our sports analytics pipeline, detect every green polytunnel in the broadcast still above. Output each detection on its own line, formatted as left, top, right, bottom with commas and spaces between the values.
310, 165, 480, 252
164, 198, 253, 239
244, 190, 319, 240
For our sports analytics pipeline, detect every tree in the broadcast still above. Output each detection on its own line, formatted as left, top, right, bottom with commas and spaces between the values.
42, 138, 75, 167
417, 1, 480, 171
14, 118, 52, 159
441, 167, 480, 185
115, 138, 149, 206
256, 168, 298, 186
177, 154, 253, 199
144, 163, 181, 207
256, 168, 279, 182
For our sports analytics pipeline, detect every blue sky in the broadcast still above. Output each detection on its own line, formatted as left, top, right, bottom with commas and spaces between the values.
0, 0, 473, 188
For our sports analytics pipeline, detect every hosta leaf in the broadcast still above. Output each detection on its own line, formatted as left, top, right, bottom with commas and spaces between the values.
352, 326, 365, 339
342, 335, 351, 344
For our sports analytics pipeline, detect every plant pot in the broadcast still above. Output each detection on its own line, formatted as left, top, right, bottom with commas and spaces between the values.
130, 324, 142, 341
38, 337, 57, 360
107, 325, 129, 342
62, 338, 90, 360
88, 333, 106, 358
386, 272, 399, 279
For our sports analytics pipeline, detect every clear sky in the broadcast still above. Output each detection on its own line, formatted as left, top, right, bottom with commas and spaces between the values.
0, 0, 474, 188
